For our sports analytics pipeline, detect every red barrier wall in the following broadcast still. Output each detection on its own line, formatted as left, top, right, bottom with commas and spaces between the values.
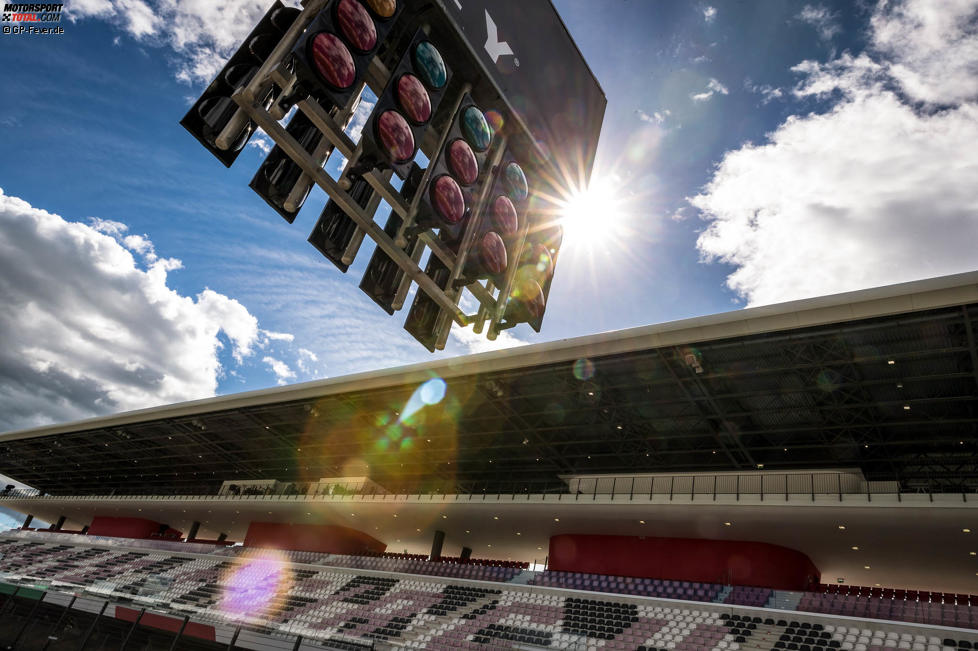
87, 516, 168, 540
115, 606, 216, 641
548, 534, 820, 590
244, 521, 386, 555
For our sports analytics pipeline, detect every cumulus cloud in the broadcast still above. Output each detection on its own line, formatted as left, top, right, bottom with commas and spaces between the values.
65, 0, 302, 84
702, 6, 717, 22
691, 78, 729, 102
870, 0, 978, 105
797, 4, 842, 41
0, 189, 268, 431
692, 0, 978, 307
262, 356, 296, 385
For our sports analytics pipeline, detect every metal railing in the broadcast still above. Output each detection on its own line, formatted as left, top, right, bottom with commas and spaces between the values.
2, 472, 975, 504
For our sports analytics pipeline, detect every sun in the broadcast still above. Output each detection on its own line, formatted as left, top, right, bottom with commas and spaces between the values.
557, 176, 628, 246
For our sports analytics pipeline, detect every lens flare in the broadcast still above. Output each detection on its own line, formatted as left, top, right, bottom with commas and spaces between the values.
399, 377, 447, 423
484, 109, 505, 135
218, 552, 292, 620
573, 358, 595, 381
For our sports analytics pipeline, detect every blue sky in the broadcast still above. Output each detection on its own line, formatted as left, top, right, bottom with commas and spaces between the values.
0, 0, 976, 435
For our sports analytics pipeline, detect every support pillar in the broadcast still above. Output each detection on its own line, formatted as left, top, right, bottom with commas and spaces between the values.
81, 525, 90, 535
21, 514, 33, 529
217, 532, 227, 542
187, 521, 200, 540
429, 530, 445, 561
54, 516, 66, 531
460, 546, 472, 561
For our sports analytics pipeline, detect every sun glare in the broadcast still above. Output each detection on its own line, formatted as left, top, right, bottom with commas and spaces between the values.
558, 177, 628, 246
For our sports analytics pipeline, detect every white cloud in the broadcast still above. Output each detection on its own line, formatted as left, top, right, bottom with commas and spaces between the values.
449, 325, 530, 355
66, 0, 302, 84
744, 79, 785, 104
692, 0, 978, 307
262, 356, 296, 385
262, 330, 295, 343
636, 109, 670, 125
295, 347, 320, 375
248, 134, 273, 155
345, 96, 376, 142
870, 0, 978, 105
0, 189, 268, 431
691, 78, 729, 102
703, 6, 717, 22
797, 4, 842, 41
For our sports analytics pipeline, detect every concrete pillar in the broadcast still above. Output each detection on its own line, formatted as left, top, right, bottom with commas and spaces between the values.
217, 532, 227, 542
429, 530, 445, 561
54, 516, 66, 531
21, 514, 33, 529
187, 521, 200, 540
80, 525, 89, 535
460, 546, 472, 561
157, 523, 169, 536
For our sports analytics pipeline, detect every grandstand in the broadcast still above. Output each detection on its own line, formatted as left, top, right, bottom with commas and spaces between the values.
2, 271, 978, 650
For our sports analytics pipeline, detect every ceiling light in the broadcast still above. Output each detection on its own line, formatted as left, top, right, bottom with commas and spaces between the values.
554, 518, 560, 522
864, 565, 871, 570
887, 360, 895, 365
964, 528, 971, 533
903, 405, 910, 410
465, 530, 470, 534
493, 516, 499, 520
639, 520, 646, 525
838, 525, 846, 530
851, 546, 859, 550
442, 515, 447, 519
723, 522, 731, 526
969, 552, 975, 556
516, 532, 521, 536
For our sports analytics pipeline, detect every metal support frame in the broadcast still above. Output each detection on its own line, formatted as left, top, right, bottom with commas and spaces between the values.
200, 0, 538, 347
40, 595, 78, 651
76, 600, 109, 651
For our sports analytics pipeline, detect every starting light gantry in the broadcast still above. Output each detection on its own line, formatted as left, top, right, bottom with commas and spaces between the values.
181, 0, 605, 351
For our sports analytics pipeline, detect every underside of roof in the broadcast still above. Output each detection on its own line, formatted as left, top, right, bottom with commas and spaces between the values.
2, 274, 978, 496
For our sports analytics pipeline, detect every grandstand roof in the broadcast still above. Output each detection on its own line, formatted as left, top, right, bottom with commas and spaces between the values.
2, 271, 978, 496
